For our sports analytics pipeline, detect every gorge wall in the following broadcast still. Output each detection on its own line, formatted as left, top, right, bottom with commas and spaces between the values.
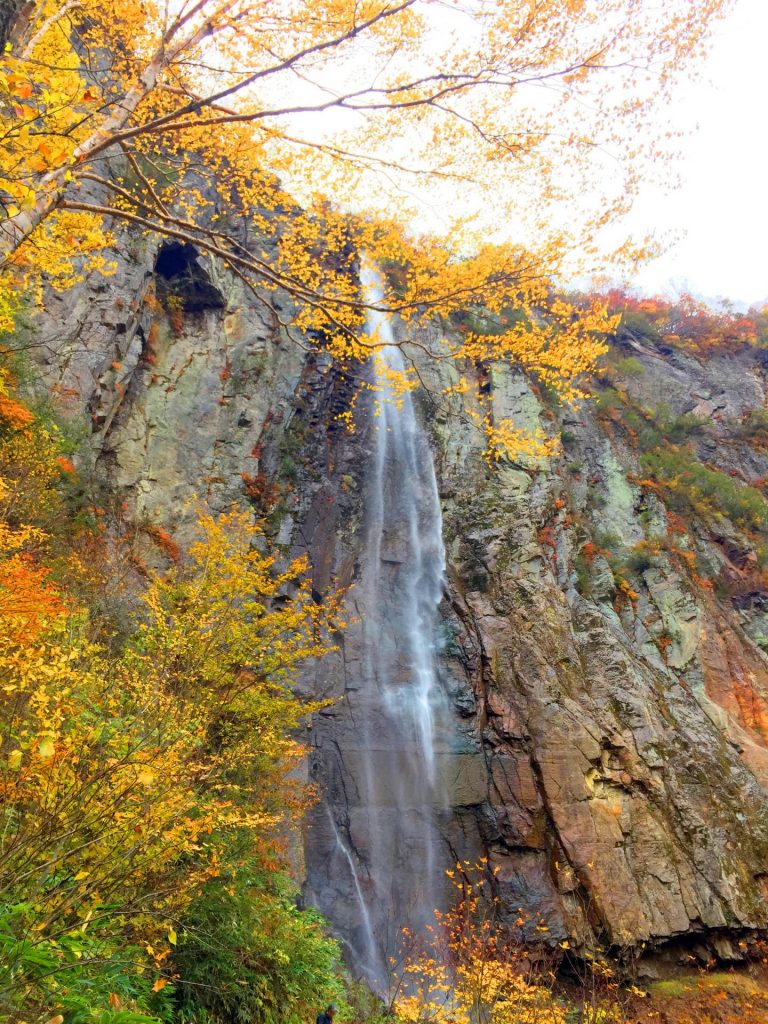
25, 234, 768, 975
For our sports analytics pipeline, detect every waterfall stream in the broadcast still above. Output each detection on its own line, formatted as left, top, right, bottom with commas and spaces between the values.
309, 264, 451, 990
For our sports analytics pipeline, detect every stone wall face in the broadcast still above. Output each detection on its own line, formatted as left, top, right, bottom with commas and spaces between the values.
27, 251, 768, 968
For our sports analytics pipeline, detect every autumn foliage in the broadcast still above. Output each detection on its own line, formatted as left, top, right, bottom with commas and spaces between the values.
388, 861, 636, 1024
0, 1, 760, 1019
0, 0, 735, 459
0, 368, 344, 1022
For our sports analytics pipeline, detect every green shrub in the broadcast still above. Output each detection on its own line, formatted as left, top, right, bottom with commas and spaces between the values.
617, 310, 661, 344
588, 486, 607, 509
637, 424, 663, 450
662, 412, 708, 444
625, 547, 653, 574
593, 530, 623, 553
280, 454, 299, 482
594, 387, 621, 414
174, 854, 346, 1024
640, 448, 768, 533
612, 355, 645, 377
737, 407, 768, 440
0, 904, 173, 1024
620, 408, 644, 432
573, 552, 592, 595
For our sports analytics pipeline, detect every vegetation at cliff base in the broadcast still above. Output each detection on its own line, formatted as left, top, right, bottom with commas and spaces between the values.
0, 361, 346, 1022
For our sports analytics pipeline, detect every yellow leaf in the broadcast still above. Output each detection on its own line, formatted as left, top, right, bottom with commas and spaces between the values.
167, 927, 177, 945
74, 870, 89, 881
38, 736, 54, 760
7, 749, 22, 770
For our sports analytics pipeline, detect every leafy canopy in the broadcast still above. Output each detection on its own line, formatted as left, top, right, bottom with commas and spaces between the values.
0, 0, 732, 457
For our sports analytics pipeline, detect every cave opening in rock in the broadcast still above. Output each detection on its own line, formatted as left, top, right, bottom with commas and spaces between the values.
154, 241, 225, 312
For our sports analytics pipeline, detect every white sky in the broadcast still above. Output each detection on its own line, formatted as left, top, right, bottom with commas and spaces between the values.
624, 0, 768, 308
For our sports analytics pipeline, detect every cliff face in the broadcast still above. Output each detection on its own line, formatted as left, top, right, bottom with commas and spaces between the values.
27, 244, 768, 971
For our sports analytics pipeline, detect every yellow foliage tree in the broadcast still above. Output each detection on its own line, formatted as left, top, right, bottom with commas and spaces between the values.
390, 861, 630, 1024
0, 0, 731, 456
0, 457, 339, 1008
391, 861, 569, 1024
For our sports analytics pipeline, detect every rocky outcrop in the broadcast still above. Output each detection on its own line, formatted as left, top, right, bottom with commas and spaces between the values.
25, 248, 768, 972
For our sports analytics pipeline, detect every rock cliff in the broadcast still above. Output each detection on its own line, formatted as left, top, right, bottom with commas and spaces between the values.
26, 240, 768, 974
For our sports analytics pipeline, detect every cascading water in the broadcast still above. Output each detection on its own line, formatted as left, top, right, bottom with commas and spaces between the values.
306, 263, 452, 990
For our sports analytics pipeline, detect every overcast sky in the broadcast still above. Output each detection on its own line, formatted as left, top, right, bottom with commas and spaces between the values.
277, 0, 766, 309
625, 0, 768, 308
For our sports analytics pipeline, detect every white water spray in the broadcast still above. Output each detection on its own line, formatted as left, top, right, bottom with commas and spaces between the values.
315, 262, 451, 989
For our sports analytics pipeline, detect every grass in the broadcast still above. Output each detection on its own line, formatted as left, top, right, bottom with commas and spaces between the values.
612, 355, 645, 377
650, 970, 767, 1001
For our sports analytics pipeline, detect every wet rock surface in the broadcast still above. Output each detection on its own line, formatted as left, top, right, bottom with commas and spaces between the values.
25, 254, 768, 969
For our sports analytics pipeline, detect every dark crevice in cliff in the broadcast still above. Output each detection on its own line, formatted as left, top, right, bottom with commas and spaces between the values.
154, 241, 225, 312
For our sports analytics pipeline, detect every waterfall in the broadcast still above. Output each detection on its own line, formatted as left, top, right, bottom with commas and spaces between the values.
360, 262, 447, 784
307, 263, 451, 991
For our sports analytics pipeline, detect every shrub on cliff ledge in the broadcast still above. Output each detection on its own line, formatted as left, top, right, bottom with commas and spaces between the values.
640, 448, 768, 535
